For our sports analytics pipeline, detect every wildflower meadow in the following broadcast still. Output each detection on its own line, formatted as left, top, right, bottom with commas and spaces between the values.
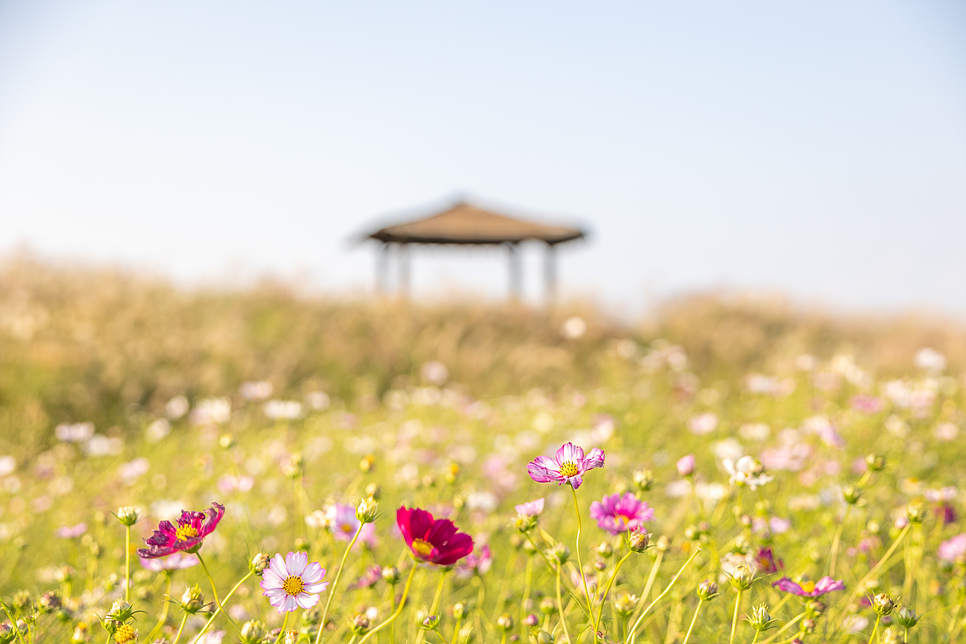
1, 260, 966, 643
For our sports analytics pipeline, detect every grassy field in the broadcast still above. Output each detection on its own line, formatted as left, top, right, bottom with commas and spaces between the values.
1, 256, 965, 643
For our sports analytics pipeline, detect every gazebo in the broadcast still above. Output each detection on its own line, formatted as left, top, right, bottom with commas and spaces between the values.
363, 199, 587, 302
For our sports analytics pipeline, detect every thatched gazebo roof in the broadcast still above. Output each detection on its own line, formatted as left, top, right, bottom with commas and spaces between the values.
366, 201, 585, 246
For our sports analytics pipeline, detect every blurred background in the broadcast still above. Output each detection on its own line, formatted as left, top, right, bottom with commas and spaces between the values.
1, 1, 964, 314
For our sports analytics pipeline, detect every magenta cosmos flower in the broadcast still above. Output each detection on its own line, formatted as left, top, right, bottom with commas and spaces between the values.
397, 507, 474, 566
772, 576, 845, 597
456, 545, 493, 579
527, 442, 605, 490
137, 502, 224, 558
590, 493, 655, 535
260, 551, 328, 613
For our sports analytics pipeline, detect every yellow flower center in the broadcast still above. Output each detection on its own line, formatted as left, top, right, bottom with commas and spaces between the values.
799, 581, 816, 594
412, 538, 435, 558
282, 575, 304, 596
341, 523, 354, 534
559, 461, 580, 478
175, 524, 199, 541
114, 624, 137, 644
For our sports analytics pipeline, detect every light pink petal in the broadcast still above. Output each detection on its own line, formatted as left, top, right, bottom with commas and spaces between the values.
527, 461, 558, 484
302, 581, 329, 594
296, 592, 320, 610
583, 448, 605, 470
261, 568, 284, 589
301, 562, 324, 584
568, 474, 584, 489
269, 553, 288, 577
282, 594, 298, 613
556, 442, 584, 465
286, 551, 308, 576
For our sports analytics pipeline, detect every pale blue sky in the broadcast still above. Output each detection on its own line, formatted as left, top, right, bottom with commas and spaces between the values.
1, 1, 964, 315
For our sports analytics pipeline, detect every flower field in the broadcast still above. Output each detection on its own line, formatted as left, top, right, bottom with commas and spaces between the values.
1, 258, 966, 643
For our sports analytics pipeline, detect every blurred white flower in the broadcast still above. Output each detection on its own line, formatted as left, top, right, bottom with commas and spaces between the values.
935, 422, 959, 441
561, 316, 587, 340
421, 361, 449, 385
145, 418, 171, 443
264, 400, 302, 420
712, 438, 744, 462
689, 412, 718, 435
305, 391, 330, 411
190, 398, 231, 425
55, 422, 94, 443
739, 423, 770, 441
83, 434, 123, 457
239, 380, 273, 401
165, 395, 189, 419
118, 458, 149, 484
0, 456, 15, 477
914, 347, 946, 372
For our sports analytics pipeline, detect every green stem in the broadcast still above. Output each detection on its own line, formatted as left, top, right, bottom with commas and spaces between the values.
197, 552, 241, 635
570, 485, 597, 638
274, 611, 291, 644
729, 589, 742, 644
828, 506, 849, 577
414, 571, 449, 644
625, 548, 701, 644
193, 571, 253, 641
124, 525, 131, 602
867, 615, 880, 644
171, 612, 189, 644
520, 554, 533, 638
356, 563, 419, 644
680, 600, 703, 644
759, 613, 805, 644
556, 563, 574, 644
596, 549, 633, 627
316, 523, 365, 644
146, 573, 173, 640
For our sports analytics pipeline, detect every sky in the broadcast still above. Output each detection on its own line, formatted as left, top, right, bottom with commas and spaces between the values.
1, 1, 964, 316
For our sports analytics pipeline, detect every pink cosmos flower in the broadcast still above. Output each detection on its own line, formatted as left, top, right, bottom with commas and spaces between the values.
260, 551, 328, 613
939, 534, 966, 563
55, 523, 88, 539
527, 442, 605, 490
139, 552, 199, 572
515, 499, 545, 517
328, 503, 377, 548
676, 454, 696, 477
772, 576, 845, 597
589, 493, 655, 535
456, 545, 493, 579
755, 547, 783, 574
348, 565, 383, 590
137, 502, 225, 558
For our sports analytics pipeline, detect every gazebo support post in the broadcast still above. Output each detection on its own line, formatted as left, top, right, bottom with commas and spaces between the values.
376, 242, 390, 294
507, 242, 522, 301
398, 243, 411, 298
544, 242, 557, 306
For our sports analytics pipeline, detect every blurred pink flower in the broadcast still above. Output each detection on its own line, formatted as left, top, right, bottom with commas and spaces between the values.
773, 576, 845, 597
55, 523, 87, 539
939, 534, 966, 563
676, 454, 695, 477
590, 493, 655, 535
515, 498, 545, 517
139, 551, 199, 571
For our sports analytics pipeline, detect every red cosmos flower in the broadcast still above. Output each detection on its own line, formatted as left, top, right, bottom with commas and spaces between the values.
396, 507, 473, 566
137, 502, 225, 559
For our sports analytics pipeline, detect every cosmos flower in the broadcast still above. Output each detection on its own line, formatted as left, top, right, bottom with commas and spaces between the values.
456, 545, 493, 579
397, 507, 473, 566
526, 442, 605, 490
260, 551, 327, 613
515, 498, 545, 517
589, 493, 655, 535
348, 565, 383, 590
139, 552, 199, 572
939, 534, 966, 563
723, 456, 773, 490
55, 523, 88, 539
676, 454, 696, 477
327, 503, 377, 548
137, 502, 225, 558
772, 576, 845, 597
755, 547, 783, 574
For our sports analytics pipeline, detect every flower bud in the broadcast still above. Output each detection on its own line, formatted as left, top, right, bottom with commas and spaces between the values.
800, 618, 816, 633
676, 454, 696, 477
69, 622, 88, 644
282, 454, 302, 478
747, 603, 777, 632
728, 565, 755, 591
873, 593, 895, 616
523, 614, 539, 627
356, 496, 378, 524
842, 486, 861, 505
531, 629, 554, 644
629, 530, 651, 553
38, 591, 61, 613
515, 515, 537, 533
250, 553, 271, 575
613, 593, 638, 617
895, 606, 919, 629
633, 469, 655, 491
457, 625, 474, 644
218, 434, 233, 449
382, 566, 400, 585
0, 623, 15, 644
697, 579, 719, 601
597, 541, 614, 558
283, 629, 299, 644
656, 535, 671, 552
539, 597, 557, 616
420, 615, 440, 631
181, 585, 205, 614
240, 620, 265, 644
359, 455, 375, 473
865, 453, 885, 472
350, 614, 370, 635
550, 544, 570, 566
115, 507, 141, 527
905, 501, 926, 524
453, 602, 468, 620
497, 614, 515, 631
107, 600, 134, 623
594, 558, 607, 572
365, 482, 381, 499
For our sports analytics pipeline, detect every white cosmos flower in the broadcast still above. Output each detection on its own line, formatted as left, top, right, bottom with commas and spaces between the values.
723, 456, 773, 490
260, 552, 328, 613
